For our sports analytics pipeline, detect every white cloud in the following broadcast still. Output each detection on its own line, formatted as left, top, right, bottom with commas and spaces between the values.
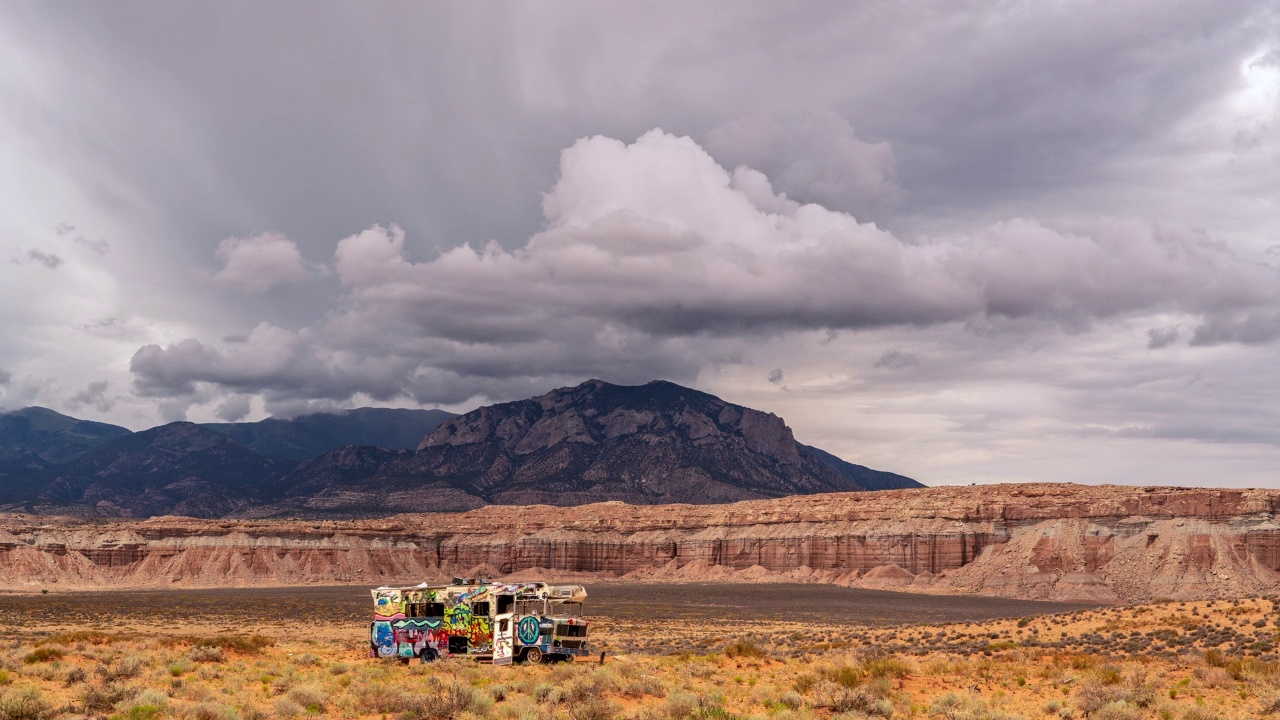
132, 130, 1280, 416
210, 232, 312, 293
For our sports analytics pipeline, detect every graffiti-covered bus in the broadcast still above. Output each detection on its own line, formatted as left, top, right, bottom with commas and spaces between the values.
370, 578, 590, 665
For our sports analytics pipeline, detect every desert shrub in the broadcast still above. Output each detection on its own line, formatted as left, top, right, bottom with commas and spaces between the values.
0, 672, 9, 687
36, 630, 119, 646
1193, 666, 1232, 688
533, 684, 558, 704
928, 692, 1027, 720
1179, 708, 1222, 720
168, 635, 272, 655
490, 685, 508, 702
1226, 657, 1277, 681
354, 683, 411, 714
778, 691, 803, 710
862, 655, 912, 680
1091, 701, 1141, 720
188, 646, 225, 663
812, 682, 889, 716
272, 697, 304, 719
63, 667, 86, 686
294, 653, 320, 667
328, 663, 350, 676
0, 687, 52, 720
792, 674, 817, 694
400, 681, 473, 720
101, 654, 148, 680
168, 659, 192, 677
724, 639, 765, 659
184, 701, 239, 720
286, 683, 327, 712
117, 689, 169, 720
568, 695, 616, 720
665, 689, 704, 719
21, 648, 61, 665
82, 682, 138, 713
621, 674, 663, 698
470, 688, 495, 717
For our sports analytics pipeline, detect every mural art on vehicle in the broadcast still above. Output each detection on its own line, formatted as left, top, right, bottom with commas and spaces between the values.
367, 580, 590, 663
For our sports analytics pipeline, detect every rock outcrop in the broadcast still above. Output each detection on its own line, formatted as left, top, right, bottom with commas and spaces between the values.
2, 483, 1279, 603
0, 381, 917, 517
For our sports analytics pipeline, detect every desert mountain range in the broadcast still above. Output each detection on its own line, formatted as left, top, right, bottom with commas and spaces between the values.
0, 483, 1276, 603
0, 380, 918, 518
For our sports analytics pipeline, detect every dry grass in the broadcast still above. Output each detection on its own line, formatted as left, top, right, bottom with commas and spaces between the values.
0, 596, 1278, 719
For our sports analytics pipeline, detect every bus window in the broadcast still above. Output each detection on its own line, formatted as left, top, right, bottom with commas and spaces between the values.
552, 602, 583, 619
496, 594, 514, 614
516, 600, 544, 616
471, 601, 490, 617
406, 602, 444, 618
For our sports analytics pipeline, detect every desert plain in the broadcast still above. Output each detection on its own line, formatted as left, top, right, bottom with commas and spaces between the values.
2, 583, 1280, 720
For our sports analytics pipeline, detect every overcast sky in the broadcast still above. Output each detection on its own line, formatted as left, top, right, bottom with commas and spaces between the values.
2, 2, 1278, 487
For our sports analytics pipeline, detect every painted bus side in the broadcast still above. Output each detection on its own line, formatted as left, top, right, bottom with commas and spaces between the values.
369, 581, 590, 664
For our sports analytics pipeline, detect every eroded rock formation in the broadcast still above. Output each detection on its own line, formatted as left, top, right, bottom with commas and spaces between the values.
2, 483, 1278, 603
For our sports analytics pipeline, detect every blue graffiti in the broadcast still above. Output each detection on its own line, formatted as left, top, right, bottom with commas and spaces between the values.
518, 616, 541, 645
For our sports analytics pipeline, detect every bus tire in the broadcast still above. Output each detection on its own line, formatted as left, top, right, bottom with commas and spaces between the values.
522, 647, 543, 664
420, 649, 437, 663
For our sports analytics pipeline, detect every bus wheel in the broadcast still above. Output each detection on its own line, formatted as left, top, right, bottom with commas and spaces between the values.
522, 647, 543, 664
420, 649, 438, 663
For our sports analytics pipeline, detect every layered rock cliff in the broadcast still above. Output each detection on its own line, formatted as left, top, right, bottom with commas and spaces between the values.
2, 483, 1278, 603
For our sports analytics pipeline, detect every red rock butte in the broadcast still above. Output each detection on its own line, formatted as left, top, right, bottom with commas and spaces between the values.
2, 483, 1278, 603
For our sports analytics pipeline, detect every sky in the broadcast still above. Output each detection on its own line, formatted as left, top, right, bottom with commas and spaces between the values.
1, 2, 1278, 487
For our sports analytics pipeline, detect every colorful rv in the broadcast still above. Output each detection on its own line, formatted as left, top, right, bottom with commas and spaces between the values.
369, 579, 590, 665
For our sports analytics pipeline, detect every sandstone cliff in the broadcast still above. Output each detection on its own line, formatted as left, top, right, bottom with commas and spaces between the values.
1, 483, 1278, 603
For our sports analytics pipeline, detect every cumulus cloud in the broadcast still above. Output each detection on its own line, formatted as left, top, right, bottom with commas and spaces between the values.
215, 394, 251, 422
131, 130, 1280, 410
210, 232, 312, 293
706, 112, 904, 223
68, 380, 113, 412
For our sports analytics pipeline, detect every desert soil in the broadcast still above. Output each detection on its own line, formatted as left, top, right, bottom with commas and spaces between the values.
3, 583, 1280, 719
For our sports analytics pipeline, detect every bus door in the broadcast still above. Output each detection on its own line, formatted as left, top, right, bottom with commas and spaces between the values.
493, 593, 515, 666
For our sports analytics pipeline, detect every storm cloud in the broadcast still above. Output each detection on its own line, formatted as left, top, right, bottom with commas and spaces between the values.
1, 1, 1277, 485
131, 130, 1280, 414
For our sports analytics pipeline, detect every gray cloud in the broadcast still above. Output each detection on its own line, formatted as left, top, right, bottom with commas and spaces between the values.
129, 131, 1280, 411
74, 236, 110, 254
705, 112, 904, 223
0, 2, 1277, 485
874, 351, 920, 370
0, 367, 9, 385
214, 394, 251, 422
68, 380, 113, 413
767, 368, 784, 385
1147, 326, 1182, 349
13, 250, 64, 269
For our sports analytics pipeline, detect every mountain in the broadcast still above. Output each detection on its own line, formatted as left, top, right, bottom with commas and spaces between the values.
799, 443, 921, 491
0, 406, 131, 465
0, 381, 920, 518
201, 407, 456, 460
268, 379, 923, 515
36, 422, 286, 518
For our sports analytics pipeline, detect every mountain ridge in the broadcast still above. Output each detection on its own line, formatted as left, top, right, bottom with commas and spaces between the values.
0, 380, 920, 518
